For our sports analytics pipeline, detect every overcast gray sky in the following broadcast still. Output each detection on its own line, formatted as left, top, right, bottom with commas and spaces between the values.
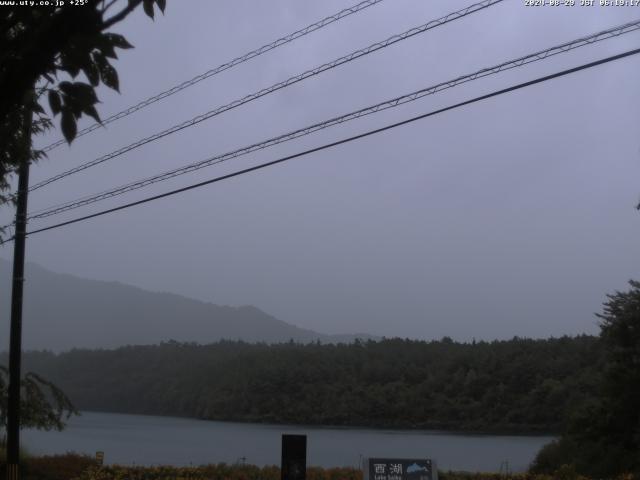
1, 0, 639, 341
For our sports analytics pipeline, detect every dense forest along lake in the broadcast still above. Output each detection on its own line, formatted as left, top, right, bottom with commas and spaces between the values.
23, 412, 553, 472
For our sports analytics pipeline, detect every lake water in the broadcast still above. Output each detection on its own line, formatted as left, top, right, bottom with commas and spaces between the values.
22, 412, 553, 472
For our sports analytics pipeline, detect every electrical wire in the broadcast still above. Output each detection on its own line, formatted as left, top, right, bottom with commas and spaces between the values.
29, 0, 504, 192
40, 0, 386, 153
2, 46, 635, 243
25, 18, 640, 221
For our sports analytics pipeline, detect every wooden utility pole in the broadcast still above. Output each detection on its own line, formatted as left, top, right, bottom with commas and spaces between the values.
5, 104, 32, 480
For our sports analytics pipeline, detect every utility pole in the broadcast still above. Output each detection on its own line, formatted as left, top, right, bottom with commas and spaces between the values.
6, 103, 32, 480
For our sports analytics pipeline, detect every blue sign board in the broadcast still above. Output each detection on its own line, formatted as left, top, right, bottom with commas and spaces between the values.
367, 458, 435, 480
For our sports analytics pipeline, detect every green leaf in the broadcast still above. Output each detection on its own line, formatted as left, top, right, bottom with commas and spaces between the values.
100, 62, 119, 92
61, 63, 81, 78
58, 81, 73, 96
104, 33, 134, 50
83, 60, 100, 86
100, 44, 118, 60
92, 34, 115, 59
70, 82, 98, 105
58, 82, 99, 116
93, 51, 108, 70
83, 104, 101, 124
143, 0, 154, 19
60, 109, 77, 143
67, 98, 83, 117
59, 49, 86, 78
99, 40, 118, 60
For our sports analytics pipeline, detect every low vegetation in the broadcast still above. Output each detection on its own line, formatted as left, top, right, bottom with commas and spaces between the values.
71, 465, 634, 480
0, 452, 94, 480
1, 454, 637, 480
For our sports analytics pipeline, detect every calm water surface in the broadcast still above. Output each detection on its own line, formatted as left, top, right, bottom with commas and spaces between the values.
22, 412, 553, 472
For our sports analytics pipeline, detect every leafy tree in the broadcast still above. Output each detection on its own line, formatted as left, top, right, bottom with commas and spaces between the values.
0, 0, 166, 208
0, 0, 165, 445
531, 280, 640, 477
596, 280, 640, 444
0, 365, 78, 436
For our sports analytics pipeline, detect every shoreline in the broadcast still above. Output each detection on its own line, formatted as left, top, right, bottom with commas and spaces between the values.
70, 408, 558, 437
23, 411, 552, 472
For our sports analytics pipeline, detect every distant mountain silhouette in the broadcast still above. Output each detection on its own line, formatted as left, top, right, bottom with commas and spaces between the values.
0, 259, 375, 351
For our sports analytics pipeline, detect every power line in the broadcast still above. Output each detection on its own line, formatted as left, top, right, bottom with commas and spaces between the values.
6, 46, 637, 242
29, 0, 504, 192
25, 19, 640, 221
40, 0, 386, 153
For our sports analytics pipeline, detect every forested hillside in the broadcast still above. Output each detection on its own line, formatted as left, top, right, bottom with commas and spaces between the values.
13, 336, 601, 433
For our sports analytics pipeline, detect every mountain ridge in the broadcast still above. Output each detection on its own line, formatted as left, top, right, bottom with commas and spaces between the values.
0, 258, 376, 351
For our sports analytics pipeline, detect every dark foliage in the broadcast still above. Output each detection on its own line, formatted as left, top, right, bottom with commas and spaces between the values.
0, 0, 165, 212
21, 453, 96, 480
73, 464, 361, 480
0, 366, 77, 432
531, 280, 640, 477
14, 335, 602, 433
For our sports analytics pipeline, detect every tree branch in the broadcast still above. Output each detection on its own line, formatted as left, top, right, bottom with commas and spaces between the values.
101, 0, 121, 14
102, 0, 143, 29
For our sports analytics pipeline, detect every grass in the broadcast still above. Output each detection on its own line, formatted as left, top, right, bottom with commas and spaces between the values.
1, 449, 637, 480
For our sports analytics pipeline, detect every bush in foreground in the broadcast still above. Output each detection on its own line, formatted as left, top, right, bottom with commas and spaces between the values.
72, 464, 362, 480
3, 454, 637, 480
23, 453, 96, 480
70, 465, 637, 480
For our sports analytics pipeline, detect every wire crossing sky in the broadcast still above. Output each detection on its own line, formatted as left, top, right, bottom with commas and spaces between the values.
40, 0, 386, 153
23, 19, 640, 223
29, 0, 504, 192
2, 1, 638, 345
9, 47, 638, 242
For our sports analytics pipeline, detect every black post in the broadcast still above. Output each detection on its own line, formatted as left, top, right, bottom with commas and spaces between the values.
281, 434, 306, 480
6, 106, 32, 480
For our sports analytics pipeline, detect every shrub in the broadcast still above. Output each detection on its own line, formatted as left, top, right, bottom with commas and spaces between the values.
23, 452, 96, 480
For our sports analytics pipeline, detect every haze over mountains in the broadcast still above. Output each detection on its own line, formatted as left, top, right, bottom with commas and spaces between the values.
0, 259, 375, 352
